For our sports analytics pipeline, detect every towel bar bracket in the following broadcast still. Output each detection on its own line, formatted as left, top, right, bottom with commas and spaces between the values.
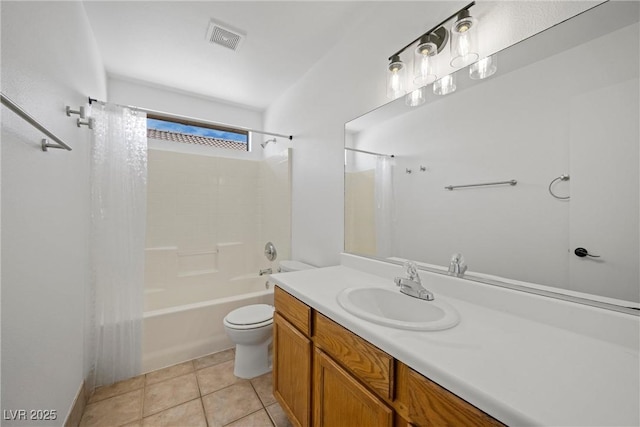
41, 138, 67, 152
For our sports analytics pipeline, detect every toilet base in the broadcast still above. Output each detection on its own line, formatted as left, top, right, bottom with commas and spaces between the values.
233, 338, 272, 379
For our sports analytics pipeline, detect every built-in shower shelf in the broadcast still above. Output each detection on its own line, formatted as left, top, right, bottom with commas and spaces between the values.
177, 269, 219, 278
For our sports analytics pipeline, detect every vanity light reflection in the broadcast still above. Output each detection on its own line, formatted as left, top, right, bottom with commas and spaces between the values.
406, 87, 427, 107
470, 55, 498, 80
433, 74, 456, 95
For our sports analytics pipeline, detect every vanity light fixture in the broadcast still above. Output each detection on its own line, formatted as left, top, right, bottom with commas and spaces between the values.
386, 2, 482, 101
469, 54, 498, 79
450, 9, 479, 67
387, 55, 407, 99
433, 74, 456, 96
413, 28, 448, 86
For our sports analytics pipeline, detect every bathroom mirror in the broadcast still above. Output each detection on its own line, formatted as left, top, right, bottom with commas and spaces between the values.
345, 1, 640, 312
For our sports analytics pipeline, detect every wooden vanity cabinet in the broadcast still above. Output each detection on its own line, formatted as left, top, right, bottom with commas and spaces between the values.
273, 286, 504, 427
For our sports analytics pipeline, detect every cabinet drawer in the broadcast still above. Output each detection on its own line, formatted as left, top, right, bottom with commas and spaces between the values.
314, 312, 394, 400
275, 286, 311, 336
400, 363, 504, 427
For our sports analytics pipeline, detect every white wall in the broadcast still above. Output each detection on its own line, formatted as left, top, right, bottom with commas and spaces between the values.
1, 2, 107, 425
264, 1, 599, 268
108, 76, 266, 159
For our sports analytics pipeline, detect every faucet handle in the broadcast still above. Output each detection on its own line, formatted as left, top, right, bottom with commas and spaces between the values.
448, 253, 467, 275
402, 261, 422, 284
403, 261, 417, 277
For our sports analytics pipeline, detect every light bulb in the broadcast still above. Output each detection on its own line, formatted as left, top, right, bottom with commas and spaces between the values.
450, 10, 478, 68
413, 38, 437, 86
386, 55, 407, 99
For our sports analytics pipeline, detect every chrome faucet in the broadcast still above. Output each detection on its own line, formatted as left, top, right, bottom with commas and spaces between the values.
448, 253, 467, 277
394, 261, 434, 301
259, 268, 273, 276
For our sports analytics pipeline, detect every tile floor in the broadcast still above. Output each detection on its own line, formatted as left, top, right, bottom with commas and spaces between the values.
79, 349, 292, 427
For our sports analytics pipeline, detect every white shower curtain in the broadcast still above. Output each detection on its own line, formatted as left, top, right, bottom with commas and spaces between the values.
86, 103, 147, 388
375, 156, 394, 258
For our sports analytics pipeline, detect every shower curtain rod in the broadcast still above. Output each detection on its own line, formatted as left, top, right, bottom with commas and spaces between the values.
87, 97, 293, 141
345, 147, 394, 158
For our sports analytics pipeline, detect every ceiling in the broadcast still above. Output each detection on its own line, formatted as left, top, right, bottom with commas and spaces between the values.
82, 1, 365, 111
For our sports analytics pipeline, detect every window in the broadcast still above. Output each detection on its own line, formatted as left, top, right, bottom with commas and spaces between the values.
147, 114, 249, 151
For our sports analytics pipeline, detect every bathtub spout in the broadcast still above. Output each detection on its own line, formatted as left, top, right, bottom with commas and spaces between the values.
259, 268, 273, 276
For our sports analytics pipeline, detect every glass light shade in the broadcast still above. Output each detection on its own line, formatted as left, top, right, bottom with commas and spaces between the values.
413, 41, 437, 86
469, 55, 498, 80
433, 74, 456, 96
450, 12, 479, 68
386, 57, 407, 99
405, 87, 426, 107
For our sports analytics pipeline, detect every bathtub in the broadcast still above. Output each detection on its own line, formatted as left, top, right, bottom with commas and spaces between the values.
142, 274, 274, 373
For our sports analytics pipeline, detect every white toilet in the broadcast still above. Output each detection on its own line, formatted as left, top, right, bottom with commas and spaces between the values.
223, 260, 315, 378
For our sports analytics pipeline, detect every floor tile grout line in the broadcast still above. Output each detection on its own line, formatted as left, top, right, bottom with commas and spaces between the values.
140, 382, 145, 422
248, 380, 268, 409
194, 366, 203, 398
264, 406, 278, 427
141, 397, 204, 424
144, 363, 196, 388
198, 397, 210, 427
222, 408, 269, 427
141, 383, 201, 419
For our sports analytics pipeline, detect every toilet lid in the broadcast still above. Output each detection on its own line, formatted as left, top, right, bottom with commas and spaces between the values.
225, 304, 274, 326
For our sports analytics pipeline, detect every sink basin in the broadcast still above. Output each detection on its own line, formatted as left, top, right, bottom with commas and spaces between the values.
337, 287, 459, 331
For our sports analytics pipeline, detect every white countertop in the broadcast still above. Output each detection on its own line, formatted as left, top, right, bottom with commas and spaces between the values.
270, 259, 640, 427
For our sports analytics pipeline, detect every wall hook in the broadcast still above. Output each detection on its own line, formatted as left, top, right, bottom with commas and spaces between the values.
66, 105, 86, 119
420, 165, 427, 172
406, 168, 413, 174
77, 118, 95, 129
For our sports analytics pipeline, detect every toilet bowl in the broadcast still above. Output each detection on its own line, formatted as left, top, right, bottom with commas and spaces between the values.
223, 304, 274, 379
223, 260, 316, 379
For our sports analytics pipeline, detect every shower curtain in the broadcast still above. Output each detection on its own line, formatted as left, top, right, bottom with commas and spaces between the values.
86, 103, 147, 388
375, 156, 394, 258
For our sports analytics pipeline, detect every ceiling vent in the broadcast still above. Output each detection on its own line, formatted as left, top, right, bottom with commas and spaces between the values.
206, 19, 246, 51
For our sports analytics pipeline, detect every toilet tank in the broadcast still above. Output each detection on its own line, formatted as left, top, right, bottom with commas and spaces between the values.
278, 260, 316, 273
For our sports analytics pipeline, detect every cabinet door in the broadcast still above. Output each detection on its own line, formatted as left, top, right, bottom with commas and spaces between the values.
313, 348, 393, 427
273, 312, 312, 427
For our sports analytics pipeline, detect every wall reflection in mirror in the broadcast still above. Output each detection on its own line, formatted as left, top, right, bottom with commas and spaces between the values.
345, 2, 639, 310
